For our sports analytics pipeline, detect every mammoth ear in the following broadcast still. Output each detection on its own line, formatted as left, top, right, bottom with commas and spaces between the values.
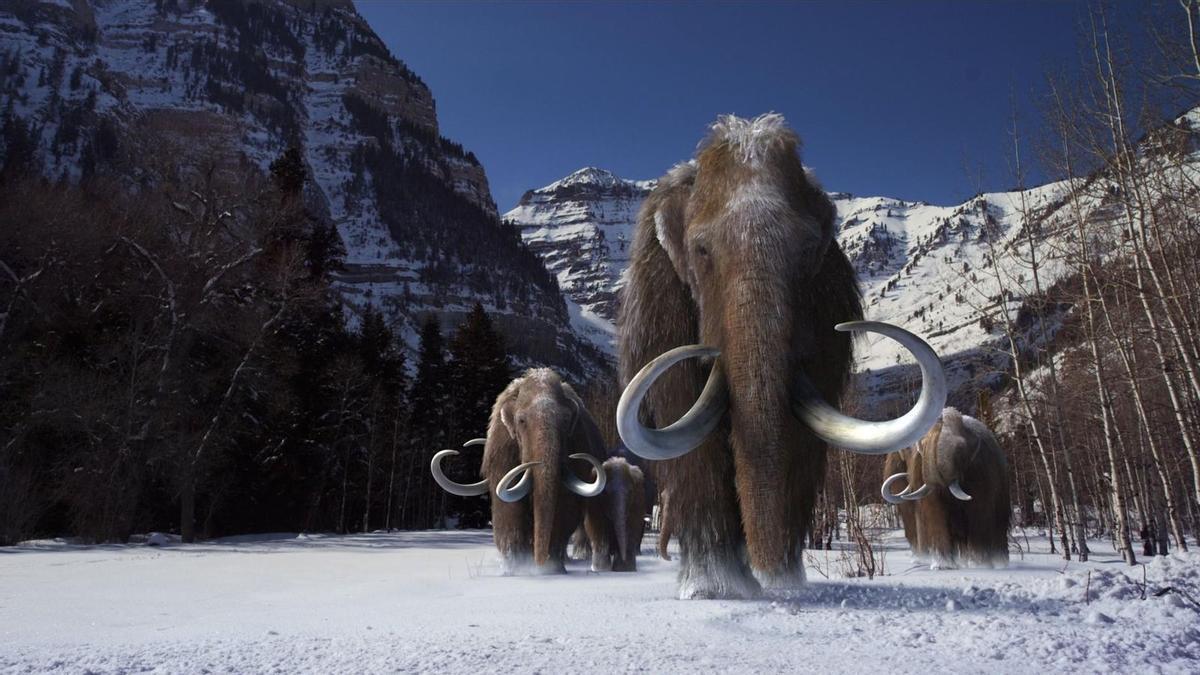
805, 241, 863, 407
483, 379, 522, 479
798, 168, 837, 263
499, 403, 514, 437
647, 161, 695, 282
654, 210, 686, 278
560, 382, 584, 428
618, 163, 701, 425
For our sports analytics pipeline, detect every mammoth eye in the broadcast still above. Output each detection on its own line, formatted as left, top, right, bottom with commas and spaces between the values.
695, 244, 710, 258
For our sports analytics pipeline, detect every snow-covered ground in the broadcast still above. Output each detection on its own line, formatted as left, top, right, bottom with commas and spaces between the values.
2, 530, 1197, 673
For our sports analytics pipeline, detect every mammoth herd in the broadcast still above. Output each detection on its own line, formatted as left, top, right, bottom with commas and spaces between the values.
431, 114, 1012, 599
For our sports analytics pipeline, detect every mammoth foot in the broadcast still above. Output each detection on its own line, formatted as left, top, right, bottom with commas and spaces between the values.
590, 552, 613, 573
928, 556, 959, 571
753, 563, 807, 594
500, 553, 567, 576
610, 556, 638, 573
532, 560, 567, 575
678, 551, 762, 600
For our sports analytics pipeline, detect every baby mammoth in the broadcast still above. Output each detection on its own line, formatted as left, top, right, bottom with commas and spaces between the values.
592, 457, 647, 572
431, 368, 608, 574
881, 407, 1011, 567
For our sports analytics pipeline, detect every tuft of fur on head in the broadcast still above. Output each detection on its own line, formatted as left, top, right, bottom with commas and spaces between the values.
660, 159, 697, 187
700, 113, 800, 166
941, 407, 965, 434
520, 367, 564, 389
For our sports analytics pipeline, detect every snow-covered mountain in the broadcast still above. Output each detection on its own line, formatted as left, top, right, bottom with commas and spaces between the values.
0, 0, 606, 379
505, 109, 1200, 409
503, 167, 654, 349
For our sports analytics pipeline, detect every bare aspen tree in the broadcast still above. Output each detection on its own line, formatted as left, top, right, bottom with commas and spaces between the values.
1007, 98, 1089, 558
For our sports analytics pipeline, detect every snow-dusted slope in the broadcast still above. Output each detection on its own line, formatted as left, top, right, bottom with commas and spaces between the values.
2, 530, 1196, 672
504, 168, 654, 351
0, 0, 605, 379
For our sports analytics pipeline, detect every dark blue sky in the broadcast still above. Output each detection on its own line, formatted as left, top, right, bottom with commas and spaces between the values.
355, 1, 1134, 211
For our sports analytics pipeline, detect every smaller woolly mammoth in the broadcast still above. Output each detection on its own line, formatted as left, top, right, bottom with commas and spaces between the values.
431, 368, 607, 574
881, 408, 1011, 567
590, 457, 647, 572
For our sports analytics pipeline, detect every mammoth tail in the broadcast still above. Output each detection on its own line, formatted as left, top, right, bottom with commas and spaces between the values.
657, 510, 673, 561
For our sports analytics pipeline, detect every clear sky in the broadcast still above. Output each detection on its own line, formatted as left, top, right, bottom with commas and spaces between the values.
354, 1, 1143, 212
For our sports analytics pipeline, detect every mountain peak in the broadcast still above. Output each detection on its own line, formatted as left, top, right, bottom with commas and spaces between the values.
521, 167, 656, 204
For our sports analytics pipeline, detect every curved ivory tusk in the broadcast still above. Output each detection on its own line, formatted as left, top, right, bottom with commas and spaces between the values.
430, 450, 489, 497
792, 321, 946, 455
463, 438, 486, 448
496, 461, 539, 503
564, 453, 607, 497
901, 483, 932, 500
881, 472, 911, 505
616, 345, 728, 461
948, 480, 973, 501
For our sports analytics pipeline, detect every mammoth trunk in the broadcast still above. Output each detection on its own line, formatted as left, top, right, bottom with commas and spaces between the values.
724, 280, 796, 576
531, 445, 561, 567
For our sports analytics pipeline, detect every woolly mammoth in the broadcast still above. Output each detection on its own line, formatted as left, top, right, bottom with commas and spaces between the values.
590, 457, 647, 572
569, 453, 650, 571
431, 368, 607, 574
881, 408, 1010, 567
617, 113, 946, 599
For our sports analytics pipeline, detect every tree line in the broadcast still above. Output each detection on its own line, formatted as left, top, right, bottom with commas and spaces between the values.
0, 142, 511, 545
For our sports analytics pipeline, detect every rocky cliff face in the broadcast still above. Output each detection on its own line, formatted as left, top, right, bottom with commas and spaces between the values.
0, 0, 606, 379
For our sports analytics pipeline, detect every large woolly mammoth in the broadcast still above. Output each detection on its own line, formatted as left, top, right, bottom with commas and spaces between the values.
431, 368, 607, 574
881, 407, 1010, 567
617, 113, 946, 599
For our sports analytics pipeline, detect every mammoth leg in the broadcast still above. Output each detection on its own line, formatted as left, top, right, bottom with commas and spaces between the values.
986, 488, 1011, 567
657, 487, 676, 557
995, 470, 1013, 566
667, 435, 761, 600
490, 493, 533, 574
583, 496, 613, 572
614, 476, 647, 572
764, 432, 828, 590
963, 501, 994, 568
568, 524, 592, 561
539, 486, 581, 575
915, 493, 956, 569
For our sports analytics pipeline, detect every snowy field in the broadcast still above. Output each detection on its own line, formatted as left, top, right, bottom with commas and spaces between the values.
2, 530, 1197, 674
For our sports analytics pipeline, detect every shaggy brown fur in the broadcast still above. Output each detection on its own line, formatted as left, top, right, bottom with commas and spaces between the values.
481, 368, 610, 573
888, 408, 1011, 567
617, 114, 862, 598
588, 457, 646, 572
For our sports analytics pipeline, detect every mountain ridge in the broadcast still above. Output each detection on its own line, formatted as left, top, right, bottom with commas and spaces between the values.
0, 0, 607, 380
